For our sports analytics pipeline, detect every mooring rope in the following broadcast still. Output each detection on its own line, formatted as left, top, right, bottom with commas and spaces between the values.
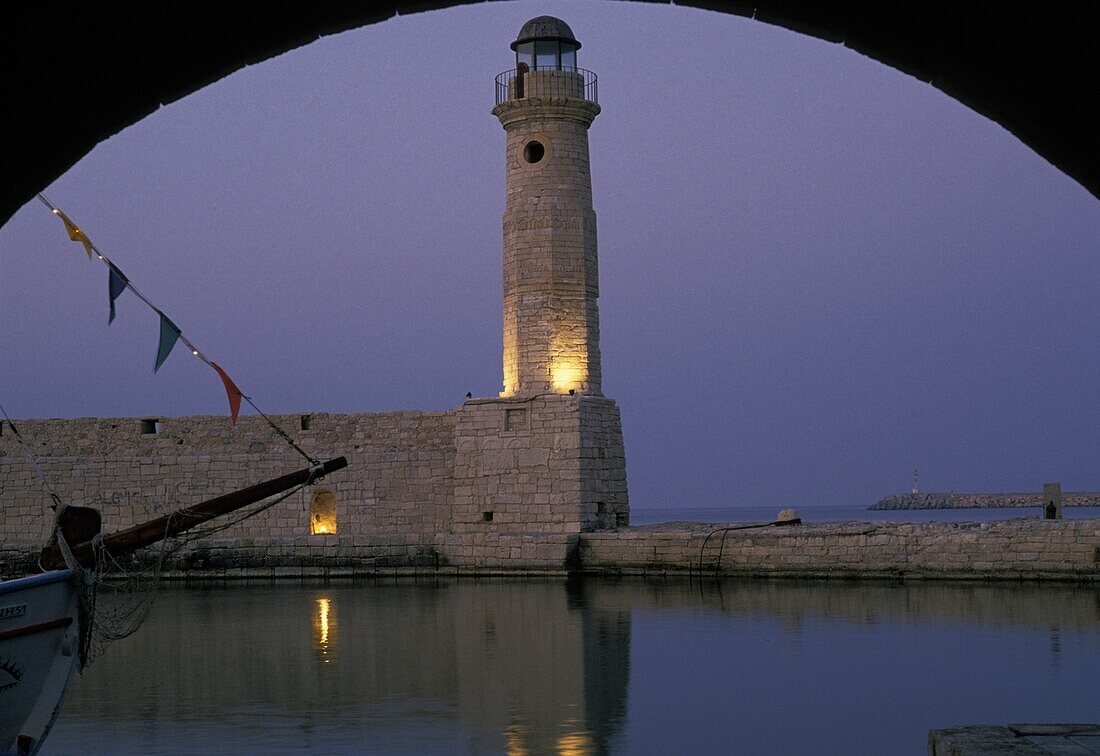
695, 519, 802, 578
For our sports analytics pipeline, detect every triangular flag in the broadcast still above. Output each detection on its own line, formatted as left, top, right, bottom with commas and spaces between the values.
108, 263, 129, 324
154, 313, 181, 373
211, 362, 243, 425
53, 208, 95, 261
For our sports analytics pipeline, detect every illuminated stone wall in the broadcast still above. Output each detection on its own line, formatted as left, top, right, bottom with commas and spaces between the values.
451, 394, 627, 535
494, 82, 602, 397
0, 396, 628, 570
0, 411, 454, 545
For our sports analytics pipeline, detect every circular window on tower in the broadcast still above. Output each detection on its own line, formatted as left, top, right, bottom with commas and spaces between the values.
517, 133, 553, 171
523, 140, 545, 164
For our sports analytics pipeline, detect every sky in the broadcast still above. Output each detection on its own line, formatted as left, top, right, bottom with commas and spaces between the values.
2, 1, 1098, 510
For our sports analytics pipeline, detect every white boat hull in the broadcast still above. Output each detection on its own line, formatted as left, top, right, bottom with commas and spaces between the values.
0, 570, 81, 756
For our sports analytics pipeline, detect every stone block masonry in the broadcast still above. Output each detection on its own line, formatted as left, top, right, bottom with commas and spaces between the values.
0, 394, 629, 574
579, 520, 1100, 581
0, 412, 455, 544
495, 78, 603, 398
452, 395, 627, 535
2, 409, 1096, 582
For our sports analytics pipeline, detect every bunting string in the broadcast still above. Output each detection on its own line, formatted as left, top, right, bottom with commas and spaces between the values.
36, 193, 317, 465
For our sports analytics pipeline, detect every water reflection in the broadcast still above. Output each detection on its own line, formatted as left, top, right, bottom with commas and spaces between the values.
47, 578, 1099, 754
314, 597, 333, 664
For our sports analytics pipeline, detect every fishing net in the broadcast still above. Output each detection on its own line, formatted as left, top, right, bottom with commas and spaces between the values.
47, 482, 311, 669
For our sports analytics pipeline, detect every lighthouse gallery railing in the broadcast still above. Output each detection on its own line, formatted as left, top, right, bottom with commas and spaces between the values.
494, 67, 598, 106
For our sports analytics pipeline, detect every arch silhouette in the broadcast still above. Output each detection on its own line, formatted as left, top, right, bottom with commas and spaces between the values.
3, 2, 1096, 227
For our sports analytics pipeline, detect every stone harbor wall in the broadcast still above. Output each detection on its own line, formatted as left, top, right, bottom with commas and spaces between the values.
3, 519, 1097, 582
0, 412, 455, 543
871, 492, 1100, 509
0, 395, 628, 564
4, 406, 1098, 582
578, 520, 1100, 580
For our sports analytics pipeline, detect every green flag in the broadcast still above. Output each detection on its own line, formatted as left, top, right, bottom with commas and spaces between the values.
154, 313, 181, 373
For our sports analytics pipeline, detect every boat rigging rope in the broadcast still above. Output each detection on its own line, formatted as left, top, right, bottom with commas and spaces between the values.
0, 195, 338, 667
4, 389, 323, 668
0, 400, 64, 511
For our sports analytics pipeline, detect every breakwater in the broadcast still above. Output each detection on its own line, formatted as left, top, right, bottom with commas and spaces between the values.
579, 520, 1099, 580
870, 492, 1100, 510
4, 519, 1096, 582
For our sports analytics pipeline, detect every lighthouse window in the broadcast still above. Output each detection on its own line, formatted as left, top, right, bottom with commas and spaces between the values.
523, 140, 545, 164
561, 45, 577, 69
535, 40, 557, 70
516, 42, 534, 69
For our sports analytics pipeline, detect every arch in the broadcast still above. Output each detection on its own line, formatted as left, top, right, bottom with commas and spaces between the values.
309, 489, 338, 535
3, 2, 1096, 228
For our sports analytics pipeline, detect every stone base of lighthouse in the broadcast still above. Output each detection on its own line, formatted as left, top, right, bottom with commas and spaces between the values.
453, 394, 628, 534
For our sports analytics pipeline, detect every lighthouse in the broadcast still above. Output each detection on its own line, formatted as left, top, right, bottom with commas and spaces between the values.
452, 17, 628, 537
493, 16, 602, 397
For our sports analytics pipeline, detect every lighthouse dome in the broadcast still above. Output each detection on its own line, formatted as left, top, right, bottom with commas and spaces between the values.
511, 16, 581, 70
511, 16, 580, 49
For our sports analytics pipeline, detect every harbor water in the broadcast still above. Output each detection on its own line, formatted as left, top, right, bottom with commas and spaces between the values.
45, 577, 1100, 754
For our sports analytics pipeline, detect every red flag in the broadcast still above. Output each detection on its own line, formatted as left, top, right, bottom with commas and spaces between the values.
211, 362, 243, 425
53, 208, 95, 261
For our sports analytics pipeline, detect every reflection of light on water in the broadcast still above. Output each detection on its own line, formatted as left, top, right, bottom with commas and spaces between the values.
315, 597, 332, 663
506, 723, 529, 756
556, 731, 593, 756
508, 718, 591, 755
318, 598, 330, 645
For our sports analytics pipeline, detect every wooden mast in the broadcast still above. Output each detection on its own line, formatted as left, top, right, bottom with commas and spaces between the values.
39, 456, 347, 570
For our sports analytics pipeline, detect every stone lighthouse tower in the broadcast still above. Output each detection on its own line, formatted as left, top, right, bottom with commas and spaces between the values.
452, 17, 628, 539
493, 16, 602, 397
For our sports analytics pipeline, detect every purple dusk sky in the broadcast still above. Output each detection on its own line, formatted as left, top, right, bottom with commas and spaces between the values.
2, 2, 1098, 509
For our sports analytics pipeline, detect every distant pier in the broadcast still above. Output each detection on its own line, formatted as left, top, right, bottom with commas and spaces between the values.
870, 492, 1100, 510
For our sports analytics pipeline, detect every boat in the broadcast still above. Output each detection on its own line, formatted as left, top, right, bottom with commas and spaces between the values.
1, 455, 347, 755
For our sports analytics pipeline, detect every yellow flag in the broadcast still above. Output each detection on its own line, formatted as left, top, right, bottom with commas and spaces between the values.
54, 208, 95, 261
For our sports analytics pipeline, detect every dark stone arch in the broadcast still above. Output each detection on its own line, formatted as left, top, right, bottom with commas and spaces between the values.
3, 1, 1096, 227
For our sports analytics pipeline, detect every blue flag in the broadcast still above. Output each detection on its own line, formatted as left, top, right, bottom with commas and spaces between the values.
108, 263, 128, 324
154, 313, 181, 373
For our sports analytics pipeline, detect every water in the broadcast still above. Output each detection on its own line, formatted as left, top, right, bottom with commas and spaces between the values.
45, 579, 1099, 755
631, 504, 1100, 525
